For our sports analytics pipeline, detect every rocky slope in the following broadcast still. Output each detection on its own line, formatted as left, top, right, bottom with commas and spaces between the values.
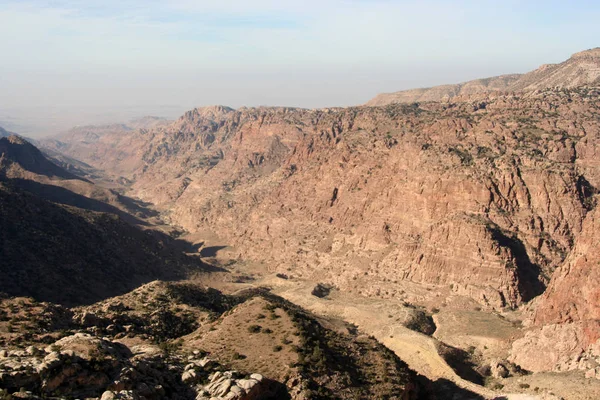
40, 117, 170, 179
1, 135, 83, 181
0, 282, 420, 399
367, 74, 521, 106
0, 181, 208, 305
367, 48, 600, 106
0, 135, 159, 223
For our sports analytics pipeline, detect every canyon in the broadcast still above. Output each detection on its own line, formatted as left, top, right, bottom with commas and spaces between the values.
1, 49, 600, 399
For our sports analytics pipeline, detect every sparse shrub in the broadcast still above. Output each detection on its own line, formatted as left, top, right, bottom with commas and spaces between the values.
247, 325, 262, 333
519, 383, 530, 389
158, 339, 182, 356
273, 345, 283, 352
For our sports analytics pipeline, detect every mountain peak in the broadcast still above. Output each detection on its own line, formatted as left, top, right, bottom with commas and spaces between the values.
179, 105, 235, 126
187, 105, 235, 117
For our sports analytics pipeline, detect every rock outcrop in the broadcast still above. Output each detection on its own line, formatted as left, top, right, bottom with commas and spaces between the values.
0, 282, 420, 400
39, 117, 170, 178
510, 206, 600, 375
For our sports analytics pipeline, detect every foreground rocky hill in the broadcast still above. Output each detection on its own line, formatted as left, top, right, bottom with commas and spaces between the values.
0, 282, 420, 399
367, 48, 600, 105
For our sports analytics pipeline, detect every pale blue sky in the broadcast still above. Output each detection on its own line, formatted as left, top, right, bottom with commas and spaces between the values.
0, 0, 598, 136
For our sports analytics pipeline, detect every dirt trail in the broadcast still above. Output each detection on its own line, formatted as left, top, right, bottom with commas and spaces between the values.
262, 277, 547, 400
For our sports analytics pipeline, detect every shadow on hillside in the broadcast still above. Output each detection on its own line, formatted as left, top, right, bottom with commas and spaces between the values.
200, 245, 229, 257
175, 240, 205, 254
436, 344, 485, 385
115, 194, 161, 219
8, 178, 149, 226
417, 377, 485, 400
0, 180, 227, 307
489, 227, 545, 301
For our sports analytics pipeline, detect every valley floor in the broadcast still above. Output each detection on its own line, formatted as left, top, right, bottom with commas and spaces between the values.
184, 228, 600, 400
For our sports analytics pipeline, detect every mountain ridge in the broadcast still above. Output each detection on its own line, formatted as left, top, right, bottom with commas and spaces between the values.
367, 48, 600, 106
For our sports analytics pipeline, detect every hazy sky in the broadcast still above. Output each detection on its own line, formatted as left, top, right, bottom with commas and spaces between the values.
1, 0, 599, 136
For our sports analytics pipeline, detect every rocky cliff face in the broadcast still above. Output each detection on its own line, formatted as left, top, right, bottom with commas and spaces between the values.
366, 74, 521, 106
40, 78, 600, 381
68, 87, 599, 312
367, 48, 600, 106
509, 206, 600, 375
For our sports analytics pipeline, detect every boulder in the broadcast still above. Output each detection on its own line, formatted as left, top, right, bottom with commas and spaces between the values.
182, 369, 198, 384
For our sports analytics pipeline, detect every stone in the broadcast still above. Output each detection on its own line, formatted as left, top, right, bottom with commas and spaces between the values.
25, 346, 39, 356
198, 357, 214, 368
229, 385, 243, 395
250, 373, 263, 382
184, 363, 196, 371
182, 369, 198, 384
236, 378, 258, 391
101, 391, 117, 400
205, 377, 232, 397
